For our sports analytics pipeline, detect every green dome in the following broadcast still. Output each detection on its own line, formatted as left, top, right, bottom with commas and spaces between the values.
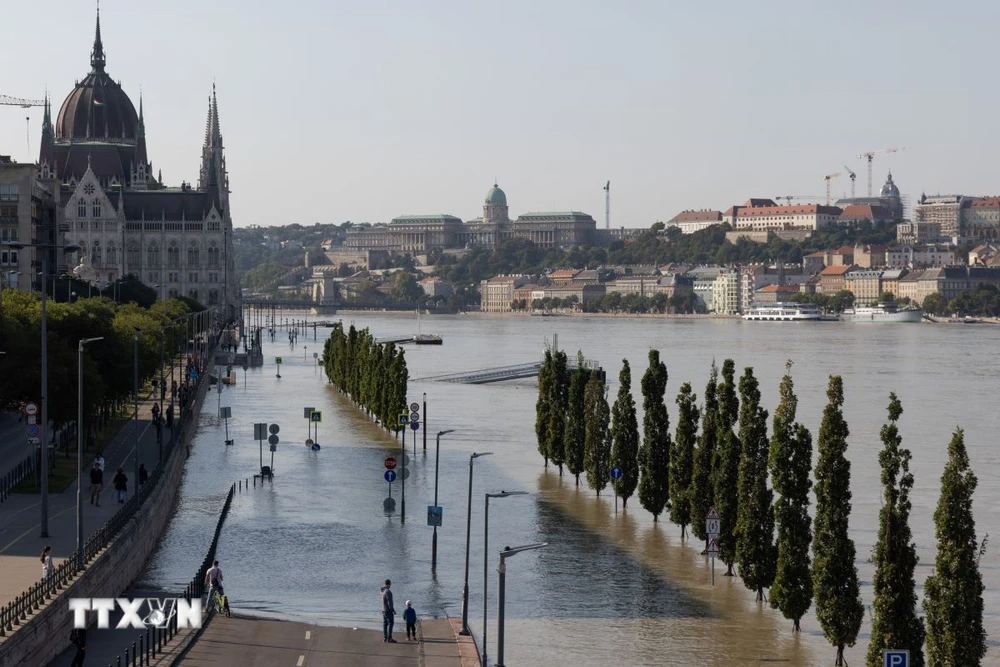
485, 183, 507, 206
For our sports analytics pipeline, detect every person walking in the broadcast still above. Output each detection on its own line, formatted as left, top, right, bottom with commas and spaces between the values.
403, 600, 417, 640
69, 627, 87, 667
166, 404, 174, 429
113, 468, 128, 503
92, 451, 105, 472
40, 546, 54, 581
380, 579, 396, 643
138, 463, 149, 488
89, 464, 103, 506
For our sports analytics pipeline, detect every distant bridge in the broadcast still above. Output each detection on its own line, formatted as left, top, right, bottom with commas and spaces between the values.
243, 299, 322, 308
419, 356, 602, 385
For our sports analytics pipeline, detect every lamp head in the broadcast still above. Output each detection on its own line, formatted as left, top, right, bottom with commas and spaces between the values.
438, 429, 455, 437
3, 241, 24, 251
63, 243, 81, 253
471, 451, 493, 460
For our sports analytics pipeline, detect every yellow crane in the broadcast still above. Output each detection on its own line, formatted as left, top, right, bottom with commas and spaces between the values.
823, 172, 841, 206
857, 147, 908, 197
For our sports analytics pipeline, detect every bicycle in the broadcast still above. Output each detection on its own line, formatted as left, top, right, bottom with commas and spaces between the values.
208, 586, 231, 617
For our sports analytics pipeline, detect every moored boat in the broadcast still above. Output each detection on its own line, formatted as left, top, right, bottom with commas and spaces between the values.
743, 302, 826, 321
840, 303, 923, 323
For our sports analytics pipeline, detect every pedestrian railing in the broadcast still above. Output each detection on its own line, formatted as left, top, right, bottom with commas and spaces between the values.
0, 455, 35, 503
0, 351, 213, 639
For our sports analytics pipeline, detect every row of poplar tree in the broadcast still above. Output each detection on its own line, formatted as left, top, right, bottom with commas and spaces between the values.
322, 322, 408, 434
535, 352, 985, 667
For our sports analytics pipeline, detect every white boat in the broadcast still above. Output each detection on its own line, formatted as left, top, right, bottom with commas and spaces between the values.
840, 303, 923, 323
743, 302, 826, 321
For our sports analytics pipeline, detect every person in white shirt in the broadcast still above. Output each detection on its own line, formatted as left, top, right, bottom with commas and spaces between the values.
93, 452, 105, 472
41, 545, 54, 582
204, 560, 224, 610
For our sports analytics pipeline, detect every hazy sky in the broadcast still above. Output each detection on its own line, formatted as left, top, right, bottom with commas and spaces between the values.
3, 1, 998, 228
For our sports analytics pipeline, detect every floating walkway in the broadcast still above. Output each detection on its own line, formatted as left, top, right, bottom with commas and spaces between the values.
420, 356, 602, 384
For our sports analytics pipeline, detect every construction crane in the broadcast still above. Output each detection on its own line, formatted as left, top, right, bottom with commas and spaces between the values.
603, 181, 610, 230
843, 165, 857, 198
823, 172, 841, 206
857, 147, 908, 197
0, 95, 45, 108
774, 195, 825, 205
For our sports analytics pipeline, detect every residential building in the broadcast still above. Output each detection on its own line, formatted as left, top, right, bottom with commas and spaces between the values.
479, 275, 529, 313
914, 194, 976, 239
963, 198, 1000, 240
547, 269, 580, 283
896, 220, 943, 244
853, 244, 887, 268
886, 244, 955, 268
803, 251, 826, 275
969, 242, 1000, 266
666, 209, 723, 234
731, 201, 843, 232
844, 269, 883, 305
419, 276, 453, 298
711, 271, 741, 314
938, 266, 1000, 301
895, 269, 925, 303
880, 268, 907, 299
838, 204, 893, 225
752, 284, 800, 304
0, 159, 59, 290
529, 282, 605, 306
818, 264, 854, 294
653, 273, 694, 299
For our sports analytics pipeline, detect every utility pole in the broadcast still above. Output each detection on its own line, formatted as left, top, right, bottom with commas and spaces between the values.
603, 181, 610, 230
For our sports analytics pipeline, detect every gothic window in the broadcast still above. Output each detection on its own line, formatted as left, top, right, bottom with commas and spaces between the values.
208, 243, 220, 268
83, 183, 95, 196
188, 289, 199, 302
77, 199, 87, 218
92, 241, 102, 266
187, 243, 200, 267
208, 289, 219, 305
147, 242, 160, 268
92, 198, 101, 218
106, 242, 117, 267
167, 242, 179, 268
77, 241, 87, 266
126, 242, 140, 270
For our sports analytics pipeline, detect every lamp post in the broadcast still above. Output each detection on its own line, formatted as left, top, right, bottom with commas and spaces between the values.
496, 543, 549, 667
133, 327, 158, 500
431, 428, 455, 573
483, 490, 527, 666
3, 241, 80, 537
460, 451, 492, 636
77, 336, 103, 569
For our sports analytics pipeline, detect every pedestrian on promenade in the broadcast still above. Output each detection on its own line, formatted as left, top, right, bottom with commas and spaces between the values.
403, 600, 417, 640
113, 468, 128, 503
166, 404, 174, 429
380, 579, 397, 643
69, 627, 86, 667
138, 463, 149, 488
89, 465, 103, 506
40, 545, 54, 581
204, 560, 224, 611
152, 402, 160, 423
93, 451, 105, 472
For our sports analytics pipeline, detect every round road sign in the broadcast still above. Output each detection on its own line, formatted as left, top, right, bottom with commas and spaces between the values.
610, 466, 623, 480
384, 457, 397, 470
268, 434, 279, 445
410, 422, 419, 431
26, 424, 40, 438
400, 468, 411, 482
384, 469, 397, 483
409, 412, 420, 422
311, 443, 321, 451
409, 402, 420, 413
269, 424, 280, 435
24, 402, 39, 417
383, 497, 396, 513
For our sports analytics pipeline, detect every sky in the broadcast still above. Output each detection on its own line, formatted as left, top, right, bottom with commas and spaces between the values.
2, 0, 998, 228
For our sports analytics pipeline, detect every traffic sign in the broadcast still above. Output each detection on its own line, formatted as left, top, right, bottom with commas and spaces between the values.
268, 434, 279, 445
410, 421, 419, 431
383, 497, 396, 513
385, 457, 397, 470
269, 443, 277, 452
398, 414, 409, 425
707, 507, 720, 521
400, 468, 411, 481
219, 407, 232, 419
427, 505, 443, 527
303, 407, 315, 419
707, 538, 720, 556
242, 364, 248, 372
254, 423, 267, 440
410, 402, 420, 413
384, 469, 397, 483
313, 352, 318, 359
311, 443, 321, 451
269, 424, 280, 435
610, 466, 623, 480
27, 415, 36, 425
409, 412, 420, 422
706, 518, 721, 537
883, 650, 909, 667
310, 411, 322, 423
27, 437, 40, 445
24, 402, 39, 417
25, 424, 39, 438
400, 453, 410, 467
275, 357, 283, 364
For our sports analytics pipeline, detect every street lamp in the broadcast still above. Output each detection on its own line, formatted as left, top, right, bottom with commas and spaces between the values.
460, 451, 493, 636
483, 490, 527, 666
133, 327, 161, 499
496, 543, 549, 667
431, 429, 455, 572
2, 240, 80, 537
77, 337, 103, 569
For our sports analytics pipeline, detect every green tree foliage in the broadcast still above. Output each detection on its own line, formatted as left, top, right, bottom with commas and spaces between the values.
867, 393, 925, 667
948, 283, 1000, 316
610, 360, 639, 508
583, 373, 611, 495
546, 350, 570, 474
690, 363, 718, 542
924, 428, 986, 667
712, 359, 740, 573
670, 382, 699, 538
735, 367, 776, 601
638, 350, 671, 521
812, 375, 863, 667
921, 293, 949, 316
768, 364, 813, 630
536, 350, 554, 466
563, 352, 590, 484
322, 323, 408, 435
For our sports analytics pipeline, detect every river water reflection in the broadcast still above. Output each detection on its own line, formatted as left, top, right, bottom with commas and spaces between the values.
140, 313, 1000, 665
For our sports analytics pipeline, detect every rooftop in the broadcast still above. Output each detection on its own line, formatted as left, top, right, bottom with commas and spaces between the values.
819, 265, 854, 276
668, 209, 722, 223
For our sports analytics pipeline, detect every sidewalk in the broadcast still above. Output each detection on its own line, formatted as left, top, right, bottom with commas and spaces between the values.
0, 356, 189, 609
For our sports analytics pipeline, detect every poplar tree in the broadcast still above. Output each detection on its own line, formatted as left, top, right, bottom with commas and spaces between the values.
690, 363, 718, 544
547, 350, 569, 473
584, 373, 611, 495
670, 382, 699, 539
610, 360, 639, 508
866, 393, 925, 667
563, 352, 589, 485
735, 366, 775, 602
812, 375, 863, 667
712, 359, 740, 574
639, 350, 671, 521
536, 349, 553, 466
924, 427, 986, 667
768, 364, 813, 631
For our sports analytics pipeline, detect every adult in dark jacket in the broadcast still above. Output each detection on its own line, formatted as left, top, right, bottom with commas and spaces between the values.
89, 466, 103, 506
113, 468, 128, 503
380, 579, 396, 643
69, 627, 86, 667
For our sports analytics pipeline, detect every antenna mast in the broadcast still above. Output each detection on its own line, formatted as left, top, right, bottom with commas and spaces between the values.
603, 181, 610, 229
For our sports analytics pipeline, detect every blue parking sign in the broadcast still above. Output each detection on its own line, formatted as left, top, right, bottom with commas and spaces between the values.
884, 650, 909, 667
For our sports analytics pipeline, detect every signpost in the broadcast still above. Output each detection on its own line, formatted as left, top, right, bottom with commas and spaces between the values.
384, 456, 397, 470
303, 407, 315, 444
706, 507, 721, 585
610, 466, 623, 516
384, 467, 397, 513
275, 357, 282, 378
883, 650, 909, 667
242, 364, 248, 388
219, 406, 233, 445
427, 505, 443, 527
409, 402, 420, 456
310, 410, 322, 445
254, 422, 267, 469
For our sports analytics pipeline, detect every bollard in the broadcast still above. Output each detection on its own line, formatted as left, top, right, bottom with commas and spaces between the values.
132, 641, 136, 666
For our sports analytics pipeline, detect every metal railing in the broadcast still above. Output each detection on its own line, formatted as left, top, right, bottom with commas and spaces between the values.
0, 351, 212, 638
0, 455, 35, 503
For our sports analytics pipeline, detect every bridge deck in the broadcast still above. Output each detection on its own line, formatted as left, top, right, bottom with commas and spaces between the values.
420, 357, 600, 384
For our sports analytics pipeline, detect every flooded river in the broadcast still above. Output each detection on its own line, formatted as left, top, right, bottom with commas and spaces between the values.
140, 313, 1000, 665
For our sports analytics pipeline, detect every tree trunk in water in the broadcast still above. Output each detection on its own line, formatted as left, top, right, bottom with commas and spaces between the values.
755, 589, 763, 602
792, 618, 800, 632
575, 474, 579, 486
726, 563, 734, 576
